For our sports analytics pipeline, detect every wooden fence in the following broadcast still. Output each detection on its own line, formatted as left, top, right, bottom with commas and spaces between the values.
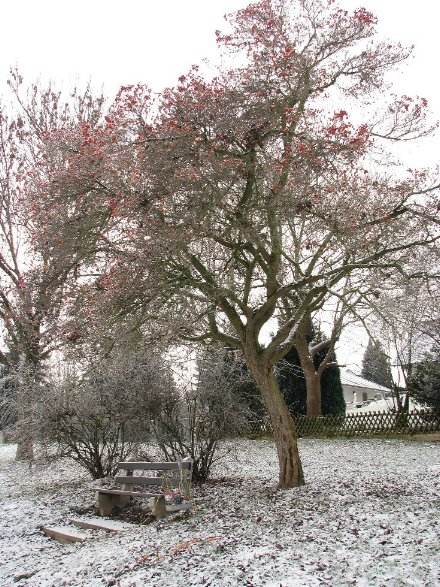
246, 409, 440, 438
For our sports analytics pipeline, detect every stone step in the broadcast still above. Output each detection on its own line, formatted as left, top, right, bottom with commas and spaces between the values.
166, 501, 192, 513
69, 517, 135, 533
42, 525, 88, 544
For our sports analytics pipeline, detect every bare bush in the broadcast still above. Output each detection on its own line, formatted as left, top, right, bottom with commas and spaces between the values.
1, 347, 255, 482
1, 351, 175, 477
151, 347, 257, 482
44, 352, 176, 478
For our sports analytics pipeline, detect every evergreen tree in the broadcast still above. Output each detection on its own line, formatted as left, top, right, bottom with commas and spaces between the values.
361, 340, 393, 388
408, 348, 440, 410
277, 346, 307, 415
320, 350, 346, 415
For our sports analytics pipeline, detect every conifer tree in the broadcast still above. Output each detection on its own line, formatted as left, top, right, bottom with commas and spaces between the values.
277, 346, 307, 415
320, 351, 346, 415
408, 347, 440, 411
361, 340, 393, 388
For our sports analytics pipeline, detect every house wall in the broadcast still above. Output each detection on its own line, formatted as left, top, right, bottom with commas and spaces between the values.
342, 385, 383, 407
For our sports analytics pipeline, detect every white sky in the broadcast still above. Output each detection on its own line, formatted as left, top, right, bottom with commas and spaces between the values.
1, 1, 439, 107
1, 0, 438, 165
1, 0, 439, 370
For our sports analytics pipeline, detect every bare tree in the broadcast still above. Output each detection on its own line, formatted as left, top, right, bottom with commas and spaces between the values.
0, 78, 109, 458
366, 269, 440, 412
0, 357, 45, 458
16, 1, 440, 486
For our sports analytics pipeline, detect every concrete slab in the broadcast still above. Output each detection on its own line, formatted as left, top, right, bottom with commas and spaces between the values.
69, 517, 135, 533
166, 502, 192, 513
42, 525, 87, 544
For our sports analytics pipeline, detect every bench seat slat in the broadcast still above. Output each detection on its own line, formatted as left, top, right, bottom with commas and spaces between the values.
115, 476, 166, 486
118, 461, 192, 471
95, 488, 160, 498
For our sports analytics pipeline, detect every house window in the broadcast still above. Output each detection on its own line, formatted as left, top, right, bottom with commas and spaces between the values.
362, 392, 368, 402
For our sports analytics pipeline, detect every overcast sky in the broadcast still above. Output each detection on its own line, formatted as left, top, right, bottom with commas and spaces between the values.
1, 0, 439, 164
1, 0, 438, 369
1, 1, 439, 100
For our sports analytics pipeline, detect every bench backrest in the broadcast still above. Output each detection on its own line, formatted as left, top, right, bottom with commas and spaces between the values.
115, 459, 193, 492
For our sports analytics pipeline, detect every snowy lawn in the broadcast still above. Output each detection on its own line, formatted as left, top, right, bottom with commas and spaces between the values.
0, 438, 439, 587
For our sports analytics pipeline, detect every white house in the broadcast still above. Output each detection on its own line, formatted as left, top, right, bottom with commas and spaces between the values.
340, 368, 391, 408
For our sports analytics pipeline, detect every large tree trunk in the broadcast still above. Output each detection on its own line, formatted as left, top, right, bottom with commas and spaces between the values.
14, 351, 40, 462
15, 435, 34, 461
295, 322, 323, 416
15, 405, 35, 461
245, 352, 304, 488
304, 372, 322, 417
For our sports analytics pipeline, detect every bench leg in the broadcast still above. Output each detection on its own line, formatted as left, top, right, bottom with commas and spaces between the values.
152, 495, 167, 519
96, 492, 130, 516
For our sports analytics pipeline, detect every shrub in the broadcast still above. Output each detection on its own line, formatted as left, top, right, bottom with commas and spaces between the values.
150, 347, 253, 482
40, 352, 173, 478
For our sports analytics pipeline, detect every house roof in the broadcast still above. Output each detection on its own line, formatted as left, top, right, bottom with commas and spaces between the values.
340, 368, 391, 392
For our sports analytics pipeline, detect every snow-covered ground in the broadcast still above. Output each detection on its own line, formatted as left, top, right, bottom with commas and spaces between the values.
346, 397, 422, 413
1, 438, 439, 587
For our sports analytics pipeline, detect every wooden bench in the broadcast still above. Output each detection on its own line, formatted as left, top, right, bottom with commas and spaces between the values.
94, 458, 193, 520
